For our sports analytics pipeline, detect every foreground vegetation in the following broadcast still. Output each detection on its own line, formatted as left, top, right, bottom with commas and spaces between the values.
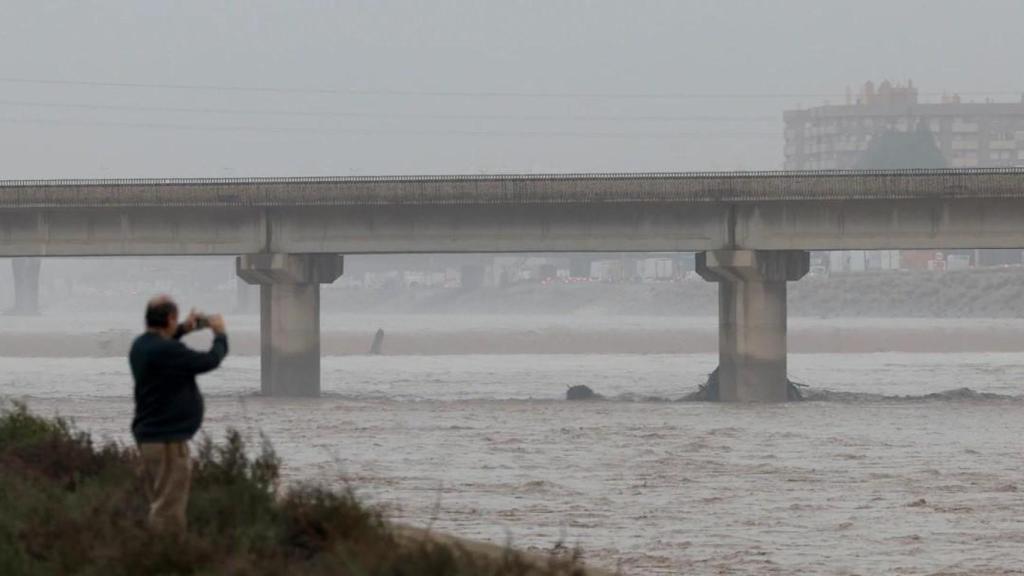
0, 403, 593, 575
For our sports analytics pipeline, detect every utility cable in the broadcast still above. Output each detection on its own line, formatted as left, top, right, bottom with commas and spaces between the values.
1, 77, 1017, 101
0, 115, 781, 139
0, 98, 780, 123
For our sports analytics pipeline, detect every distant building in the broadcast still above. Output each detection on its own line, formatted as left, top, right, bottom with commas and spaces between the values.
636, 258, 674, 281
789, 82, 1024, 270
784, 81, 1024, 170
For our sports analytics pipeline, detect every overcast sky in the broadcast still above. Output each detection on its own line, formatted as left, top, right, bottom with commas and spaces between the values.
1, 0, 1022, 178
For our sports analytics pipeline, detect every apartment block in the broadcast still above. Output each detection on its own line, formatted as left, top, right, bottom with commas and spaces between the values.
784, 81, 1024, 170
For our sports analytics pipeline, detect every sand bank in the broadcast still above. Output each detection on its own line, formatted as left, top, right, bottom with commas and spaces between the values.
2, 317, 1023, 357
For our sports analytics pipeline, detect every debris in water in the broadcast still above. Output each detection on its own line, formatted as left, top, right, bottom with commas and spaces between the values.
369, 328, 385, 355
922, 387, 1001, 400
566, 385, 603, 401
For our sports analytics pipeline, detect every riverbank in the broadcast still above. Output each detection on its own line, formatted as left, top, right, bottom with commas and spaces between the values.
10, 261, 1024, 320
3, 315, 1024, 357
315, 267, 1024, 318
0, 404, 605, 575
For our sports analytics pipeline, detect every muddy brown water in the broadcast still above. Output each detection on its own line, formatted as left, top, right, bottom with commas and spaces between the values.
2, 316, 1024, 574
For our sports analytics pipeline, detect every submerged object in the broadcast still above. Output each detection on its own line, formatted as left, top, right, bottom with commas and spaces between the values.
369, 329, 385, 355
566, 385, 602, 401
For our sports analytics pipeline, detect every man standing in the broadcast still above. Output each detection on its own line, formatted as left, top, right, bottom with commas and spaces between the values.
129, 295, 228, 535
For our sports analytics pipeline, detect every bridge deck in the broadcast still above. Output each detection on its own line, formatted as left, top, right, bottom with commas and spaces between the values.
3, 169, 1024, 255
2, 169, 1024, 208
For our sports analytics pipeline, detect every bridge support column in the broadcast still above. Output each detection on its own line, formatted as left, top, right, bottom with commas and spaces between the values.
697, 250, 809, 402
237, 254, 343, 397
8, 258, 41, 316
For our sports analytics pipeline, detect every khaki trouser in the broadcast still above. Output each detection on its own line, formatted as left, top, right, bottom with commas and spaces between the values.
138, 441, 192, 536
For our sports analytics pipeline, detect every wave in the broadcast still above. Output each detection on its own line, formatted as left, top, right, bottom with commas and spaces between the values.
798, 387, 1022, 403
212, 386, 1024, 404
584, 386, 1022, 403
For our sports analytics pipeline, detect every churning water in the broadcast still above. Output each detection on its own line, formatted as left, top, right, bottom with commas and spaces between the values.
4, 348, 1024, 574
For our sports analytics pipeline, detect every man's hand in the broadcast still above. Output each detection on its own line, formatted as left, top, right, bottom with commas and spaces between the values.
207, 314, 226, 335
182, 308, 201, 334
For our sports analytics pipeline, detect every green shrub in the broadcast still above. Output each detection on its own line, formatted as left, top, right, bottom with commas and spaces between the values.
0, 403, 595, 576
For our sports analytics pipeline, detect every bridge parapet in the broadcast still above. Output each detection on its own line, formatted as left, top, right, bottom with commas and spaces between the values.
2, 169, 1024, 208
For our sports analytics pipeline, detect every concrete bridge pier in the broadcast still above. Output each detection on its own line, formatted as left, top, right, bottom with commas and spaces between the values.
697, 250, 809, 402
8, 258, 41, 315
237, 254, 344, 397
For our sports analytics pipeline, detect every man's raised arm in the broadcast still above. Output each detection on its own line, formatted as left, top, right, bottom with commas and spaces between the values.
166, 315, 229, 376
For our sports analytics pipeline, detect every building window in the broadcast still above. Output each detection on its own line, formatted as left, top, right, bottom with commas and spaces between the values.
952, 120, 980, 133
952, 138, 979, 150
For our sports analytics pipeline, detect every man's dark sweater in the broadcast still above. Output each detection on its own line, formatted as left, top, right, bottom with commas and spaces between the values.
129, 328, 228, 443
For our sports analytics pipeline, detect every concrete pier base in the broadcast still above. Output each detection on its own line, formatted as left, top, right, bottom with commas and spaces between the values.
237, 254, 343, 397
8, 258, 41, 315
697, 250, 809, 402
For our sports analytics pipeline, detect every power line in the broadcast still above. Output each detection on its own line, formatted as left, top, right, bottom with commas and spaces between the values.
0, 115, 781, 139
0, 98, 779, 123
2, 76, 1017, 100
0, 77, 831, 99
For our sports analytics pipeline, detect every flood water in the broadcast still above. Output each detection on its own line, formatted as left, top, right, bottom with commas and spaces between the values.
3, 341, 1024, 574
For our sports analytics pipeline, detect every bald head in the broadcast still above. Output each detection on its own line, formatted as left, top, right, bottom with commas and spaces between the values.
145, 295, 179, 330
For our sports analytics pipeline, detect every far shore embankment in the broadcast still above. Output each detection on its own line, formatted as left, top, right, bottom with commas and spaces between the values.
3, 315, 1024, 357
7, 267, 1024, 357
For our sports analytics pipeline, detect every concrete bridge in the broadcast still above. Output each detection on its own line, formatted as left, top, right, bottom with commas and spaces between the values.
3, 168, 1024, 401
